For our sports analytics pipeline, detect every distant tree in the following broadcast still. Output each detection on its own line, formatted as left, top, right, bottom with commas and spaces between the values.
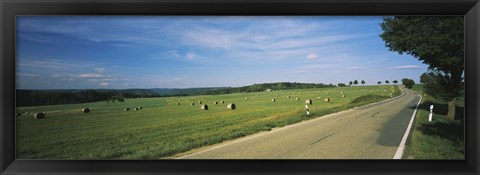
361, 80, 365, 85
419, 73, 431, 84
380, 16, 464, 120
337, 83, 347, 87
377, 81, 381, 85
385, 80, 390, 85
393, 80, 398, 85
353, 80, 358, 86
401, 78, 415, 89
349, 81, 353, 86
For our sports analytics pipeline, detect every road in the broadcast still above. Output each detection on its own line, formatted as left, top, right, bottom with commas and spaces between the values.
174, 86, 421, 159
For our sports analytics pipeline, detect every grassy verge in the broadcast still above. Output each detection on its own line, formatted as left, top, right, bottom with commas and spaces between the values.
404, 84, 464, 159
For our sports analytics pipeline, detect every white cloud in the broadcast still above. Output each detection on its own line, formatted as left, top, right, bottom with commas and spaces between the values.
74, 74, 103, 78
94, 67, 106, 73
389, 65, 424, 70
186, 53, 196, 60
307, 53, 318, 60
99, 82, 109, 86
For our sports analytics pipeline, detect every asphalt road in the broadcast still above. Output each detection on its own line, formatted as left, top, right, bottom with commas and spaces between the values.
175, 86, 421, 159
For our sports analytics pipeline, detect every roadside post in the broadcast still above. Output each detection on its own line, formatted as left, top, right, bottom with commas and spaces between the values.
428, 105, 434, 122
305, 105, 310, 115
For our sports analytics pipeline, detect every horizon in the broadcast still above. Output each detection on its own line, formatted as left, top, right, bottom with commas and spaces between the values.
16, 16, 428, 89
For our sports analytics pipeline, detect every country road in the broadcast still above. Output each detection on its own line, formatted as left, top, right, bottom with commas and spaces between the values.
173, 86, 421, 159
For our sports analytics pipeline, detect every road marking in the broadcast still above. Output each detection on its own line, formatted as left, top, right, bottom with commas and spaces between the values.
393, 91, 422, 159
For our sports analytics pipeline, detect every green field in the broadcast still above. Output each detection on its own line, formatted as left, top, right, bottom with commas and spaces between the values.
404, 85, 464, 159
16, 85, 400, 159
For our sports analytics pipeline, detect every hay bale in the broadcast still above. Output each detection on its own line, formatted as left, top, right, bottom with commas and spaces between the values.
139, 106, 143, 109
214, 101, 218, 105
287, 95, 290, 98
245, 97, 249, 100
325, 98, 331, 102
276, 94, 279, 97
198, 101, 202, 104
134, 107, 139, 111
305, 99, 312, 105
124, 108, 130, 111
25, 112, 30, 115
272, 99, 276, 102
34, 112, 45, 119
296, 97, 299, 101
293, 93, 296, 95
341, 91, 344, 95
201, 104, 209, 110
82, 108, 90, 113
177, 102, 181, 105
317, 96, 322, 99
342, 94, 346, 98
191, 103, 195, 106
221, 101, 225, 104
227, 103, 236, 110
257, 94, 260, 96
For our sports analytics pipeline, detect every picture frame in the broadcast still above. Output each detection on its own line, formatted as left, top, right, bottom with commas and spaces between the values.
1, 0, 479, 174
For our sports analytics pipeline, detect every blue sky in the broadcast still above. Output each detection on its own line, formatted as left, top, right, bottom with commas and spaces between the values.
16, 16, 428, 89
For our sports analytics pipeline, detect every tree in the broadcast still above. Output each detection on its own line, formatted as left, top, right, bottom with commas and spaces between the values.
401, 78, 415, 89
353, 80, 358, 86
385, 80, 389, 85
420, 73, 431, 84
393, 80, 398, 85
361, 80, 365, 85
349, 81, 353, 86
377, 81, 381, 85
380, 16, 464, 120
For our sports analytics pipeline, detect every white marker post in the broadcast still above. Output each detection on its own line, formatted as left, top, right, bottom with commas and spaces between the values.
428, 105, 434, 122
305, 105, 310, 115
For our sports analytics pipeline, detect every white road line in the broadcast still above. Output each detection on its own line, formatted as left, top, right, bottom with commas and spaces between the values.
393, 91, 422, 159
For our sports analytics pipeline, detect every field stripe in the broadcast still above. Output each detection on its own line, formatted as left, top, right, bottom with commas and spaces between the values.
393, 91, 422, 159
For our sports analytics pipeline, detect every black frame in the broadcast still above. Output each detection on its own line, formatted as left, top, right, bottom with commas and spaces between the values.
1, 0, 479, 174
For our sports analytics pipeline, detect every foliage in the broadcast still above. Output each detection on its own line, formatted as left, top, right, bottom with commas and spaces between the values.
377, 81, 381, 85
361, 80, 365, 85
380, 16, 464, 118
401, 78, 415, 89
393, 80, 398, 84
385, 80, 389, 84
353, 80, 358, 85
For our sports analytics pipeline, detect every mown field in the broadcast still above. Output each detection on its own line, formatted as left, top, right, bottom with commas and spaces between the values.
16, 85, 400, 159
404, 84, 464, 159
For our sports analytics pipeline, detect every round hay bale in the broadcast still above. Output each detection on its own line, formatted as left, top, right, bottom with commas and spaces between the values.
325, 98, 331, 102
287, 95, 290, 98
201, 104, 208, 110
342, 94, 346, 98
257, 94, 260, 96
135, 107, 141, 111
276, 94, 279, 97
198, 101, 202, 104
221, 101, 225, 104
138, 106, 143, 109
124, 108, 130, 111
227, 103, 236, 110
295, 97, 299, 101
214, 101, 218, 105
305, 99, 312, 105
82, 108, 90, 113
191, 103, 195, 106
245, 97, 249, 100
16, 113, 22, 117
34, 112, 45, 119
293, 93, 296, 95
177, 102, 181, 105
26, 112, 30, 115
341, 91, 344, 95
317, 96, 322, 99
272, 99, 276, 102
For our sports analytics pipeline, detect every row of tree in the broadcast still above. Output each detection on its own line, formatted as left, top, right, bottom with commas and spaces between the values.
206, 82, 334, 95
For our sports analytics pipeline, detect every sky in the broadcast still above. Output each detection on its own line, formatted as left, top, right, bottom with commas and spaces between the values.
16, 16, 429, 89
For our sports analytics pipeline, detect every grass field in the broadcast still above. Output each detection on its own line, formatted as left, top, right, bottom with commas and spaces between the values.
16, 85, 400, 159
404, 84, 464, 159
